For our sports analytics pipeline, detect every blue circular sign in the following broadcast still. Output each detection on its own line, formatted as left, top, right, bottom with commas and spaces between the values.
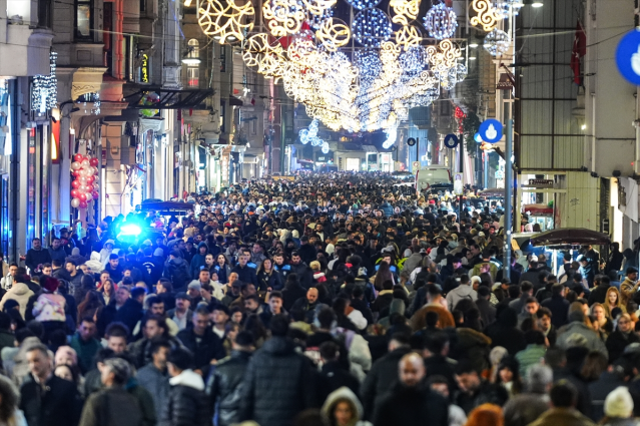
478, 119, 503, 143
444, 134, 459, 148
616, 29, 640, 85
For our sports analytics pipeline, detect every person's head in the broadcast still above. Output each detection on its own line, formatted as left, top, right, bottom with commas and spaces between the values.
591, 303, 606, 321
149, 339, 172, 371
101, 357, 131, 387
627, 267, 638, 281
115, 287, 130, 306
78, 317, 97, 341
527, 364, 553, 394
307, 287, 319, 304
291, 252, 302, 265
147, 297, 165, 316
398, 352, 425, 388
192, 306, 210, 335
618, 313, 633, 333
8, 263, 17, 277
166, 346, 193, 377
54, 364, 78, 384
108, 253, 119, 269
41, 263, 52, 276
244, 294, 260, 312
144, 316, 167, 339
604, 386, 635, 419
175, 293, 191, 311
105, 322, 130, 353
212, 304, 230, 326
187, 282, 202, 299
465, 404, 504, 426
427, 375, 452, 399
524, 297, 539, 315
238, 251, 249, 267
268, 291, 283, 314
65, 260, 77, 275
32, 238, 42, 250
198, 269, 210, 284
607, 287, 620, 306
232, 330, 254, 351
26, 344, 51, 380
54, 345, 78, 367
455, 360, 481, 393
423, 331, 449, 357
549, 380, 578, 408
269, 314, 290, 337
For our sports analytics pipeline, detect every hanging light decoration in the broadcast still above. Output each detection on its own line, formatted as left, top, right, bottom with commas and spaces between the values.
197, 0, 254, 43
352, 8, 392, 48
199, 0, 465, 133
469, 0, 501, 31
423, 3, 458, 40
483, 28, 511, 56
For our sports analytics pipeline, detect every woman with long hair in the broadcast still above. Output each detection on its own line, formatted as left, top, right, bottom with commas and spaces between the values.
590, 302, 613, 341
257, 258, 283, 292
321, 387, 371, 426
606, 313, 640, 362
464, 404, 503, 426
214, 254, 231, 284
495, 356, 523, 397
373, 261, 394, 291
0, 375, 26, 426
603, 287, 626, 318
100, 279, 116, 306
76, 291, 104, 323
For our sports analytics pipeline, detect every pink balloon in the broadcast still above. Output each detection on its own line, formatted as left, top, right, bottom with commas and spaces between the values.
90, 158, 99, 167
92, 191, 99, 200
78, 193, 87, 202
71, 180, 81, 189
79, 200, 88, 209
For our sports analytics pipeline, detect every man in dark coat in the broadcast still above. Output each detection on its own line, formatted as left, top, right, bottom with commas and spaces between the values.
25, 238, 51, 273
20, 344, 82, 426
373, 352, 449, 426
163, 250, 192, 291
176, 306, 226, 375
238, 314, 317, 426
161, 347, 210, 426
361, 333, 411, 420
541, 284, 570, 328
115, 287, 145, 335
588, 275, 611, 306
208, 331, 254, 426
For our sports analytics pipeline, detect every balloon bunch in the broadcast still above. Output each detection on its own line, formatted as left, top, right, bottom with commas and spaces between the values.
70, 154, 99, 209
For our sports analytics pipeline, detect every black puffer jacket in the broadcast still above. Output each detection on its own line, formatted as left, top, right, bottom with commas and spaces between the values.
238, 336, 317, 426
207, 350, 252, 426
160, 370, 210, 426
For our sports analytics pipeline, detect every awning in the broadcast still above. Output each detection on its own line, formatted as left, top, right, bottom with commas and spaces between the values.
124, 87, 214, 109
229, 96, 243, 106
530, 228, 610, 247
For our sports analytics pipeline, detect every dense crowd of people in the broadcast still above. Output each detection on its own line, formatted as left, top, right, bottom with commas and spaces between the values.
0, 172, 637, 426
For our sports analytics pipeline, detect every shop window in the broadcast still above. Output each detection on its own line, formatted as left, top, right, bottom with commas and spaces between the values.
188, 39, 200, 58
76, 0, 92, 40
187, 68, 199, 87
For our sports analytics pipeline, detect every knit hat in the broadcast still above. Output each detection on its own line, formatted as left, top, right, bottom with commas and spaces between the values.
41, 277, 59, 293
153, 248, 164, 257
604, 387, 634, 418
188, 281, 202, 291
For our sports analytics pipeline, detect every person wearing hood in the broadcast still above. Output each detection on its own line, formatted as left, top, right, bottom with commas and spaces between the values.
484, 307, 526, 356
189, 243, 209, 279
99, 240, 115, 266
322, 387, 372, 426
160, 346, 210, 426
163, 250, 192, 291
446, 274, 478, 311
238, 314, 317, 426
0, 275, 34, 319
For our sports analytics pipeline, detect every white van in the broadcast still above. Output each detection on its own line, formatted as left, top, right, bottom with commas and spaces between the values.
416, 167, 452, 191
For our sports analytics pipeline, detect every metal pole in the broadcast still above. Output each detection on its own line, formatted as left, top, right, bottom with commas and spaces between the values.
484, 152, 489, 189
459, 132, 464, 222
416, 137, 420, 167
504, 119, 513, 280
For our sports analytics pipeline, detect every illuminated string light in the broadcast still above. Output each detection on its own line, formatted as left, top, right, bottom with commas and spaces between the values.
352, 8, 392, 48
484, 28, 511, 56
345, 0, 381, 10
423, 3, 458, 40
197, 0, 254, 43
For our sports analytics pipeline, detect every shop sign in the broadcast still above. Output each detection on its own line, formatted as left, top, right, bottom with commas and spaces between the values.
141, 54, 149, 83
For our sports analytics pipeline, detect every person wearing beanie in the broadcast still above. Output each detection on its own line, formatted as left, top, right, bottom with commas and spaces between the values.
602, 386, 635, 425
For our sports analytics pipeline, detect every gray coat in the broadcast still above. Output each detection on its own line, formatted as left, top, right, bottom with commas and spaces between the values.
556, 321, 609, 359
137, 364, 170, 421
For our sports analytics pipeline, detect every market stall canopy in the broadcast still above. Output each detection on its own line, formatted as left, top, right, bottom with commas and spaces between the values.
140, 200, 194, 215
530, 228, 610, 247
479, 188, 505, 197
